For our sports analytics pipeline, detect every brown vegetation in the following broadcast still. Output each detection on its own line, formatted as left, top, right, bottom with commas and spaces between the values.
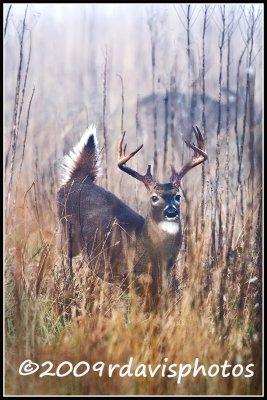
4, 3, 262, 396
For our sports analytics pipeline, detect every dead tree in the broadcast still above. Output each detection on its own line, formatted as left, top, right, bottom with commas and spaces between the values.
147, 11, 158, 177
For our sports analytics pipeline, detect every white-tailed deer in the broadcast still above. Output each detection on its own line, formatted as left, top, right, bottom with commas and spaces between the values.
57, 125, 207, 302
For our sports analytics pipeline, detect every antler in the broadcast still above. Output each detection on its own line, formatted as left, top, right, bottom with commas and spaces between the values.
118, 131, 156, 191
170, 126, 208, 187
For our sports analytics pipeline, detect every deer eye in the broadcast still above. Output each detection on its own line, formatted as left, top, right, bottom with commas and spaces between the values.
174, 194, 181, 203
151, 195, 159, 204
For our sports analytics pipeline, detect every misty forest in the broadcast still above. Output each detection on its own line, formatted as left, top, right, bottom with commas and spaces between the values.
4, 3, 262, 396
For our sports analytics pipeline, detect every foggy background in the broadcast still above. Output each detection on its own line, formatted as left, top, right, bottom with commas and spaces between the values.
4, 3, 263, 205
4, 5, 263, 395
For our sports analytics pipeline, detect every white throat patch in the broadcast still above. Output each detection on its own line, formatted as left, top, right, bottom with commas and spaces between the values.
158, 221, 180, 235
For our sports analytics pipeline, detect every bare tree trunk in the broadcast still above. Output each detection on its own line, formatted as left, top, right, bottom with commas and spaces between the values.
148, 14, 158, 177
163, 89, 169, 172
135, 95, 141, 212
201, 6, 208, 231
183, 5, 193, 262
102, 47, 108, 187
238, 62, 249, 228
169, 75, 176, 166
237, 7, 257, 229
233, 44, 247, 240
234, 45, 247, 173
218, 200, 226, 324
186, 4, 191, 130
6, 6, 28, 211
247, 8, 256, 222
225, 32, 231, 237
214, 5, 225, 206
213, 5, 225, 263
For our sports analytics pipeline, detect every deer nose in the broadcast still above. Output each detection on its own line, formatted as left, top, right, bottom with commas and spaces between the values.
163, 205, 178, 219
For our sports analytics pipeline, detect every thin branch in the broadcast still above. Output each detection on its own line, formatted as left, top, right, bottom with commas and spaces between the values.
17, 34, 32, 140
117, 74, 124, 136
4, 5, 12, 37
173, 5, 187, 30
18, 86, 35, 177
6, 5, 28, 209
234, 43, 247, 164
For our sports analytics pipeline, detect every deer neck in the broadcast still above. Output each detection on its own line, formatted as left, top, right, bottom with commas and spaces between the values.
142, 215, 182, 259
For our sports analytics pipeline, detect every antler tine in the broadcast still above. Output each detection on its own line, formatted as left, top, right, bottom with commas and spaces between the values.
117, 132, 156, 190
171, 125, 208, 186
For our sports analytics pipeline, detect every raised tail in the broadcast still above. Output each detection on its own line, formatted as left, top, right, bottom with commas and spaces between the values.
60, 125, 100, 185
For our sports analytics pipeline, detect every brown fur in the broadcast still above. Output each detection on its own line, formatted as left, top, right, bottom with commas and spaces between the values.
57, 131, 183, 299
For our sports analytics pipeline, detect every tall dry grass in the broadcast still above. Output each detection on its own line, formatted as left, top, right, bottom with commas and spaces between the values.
4, 3, 262, 396
5, 173, 262, 395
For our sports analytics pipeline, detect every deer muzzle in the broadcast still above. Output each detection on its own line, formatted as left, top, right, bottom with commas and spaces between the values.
163, 205, 179, 221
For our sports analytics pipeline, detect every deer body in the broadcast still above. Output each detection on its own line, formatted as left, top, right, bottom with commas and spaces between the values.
57, 178, 182, 286
57, 125, 206, 295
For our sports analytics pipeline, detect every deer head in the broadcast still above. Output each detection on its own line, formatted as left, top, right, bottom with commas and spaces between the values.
118, 126, 207, 229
